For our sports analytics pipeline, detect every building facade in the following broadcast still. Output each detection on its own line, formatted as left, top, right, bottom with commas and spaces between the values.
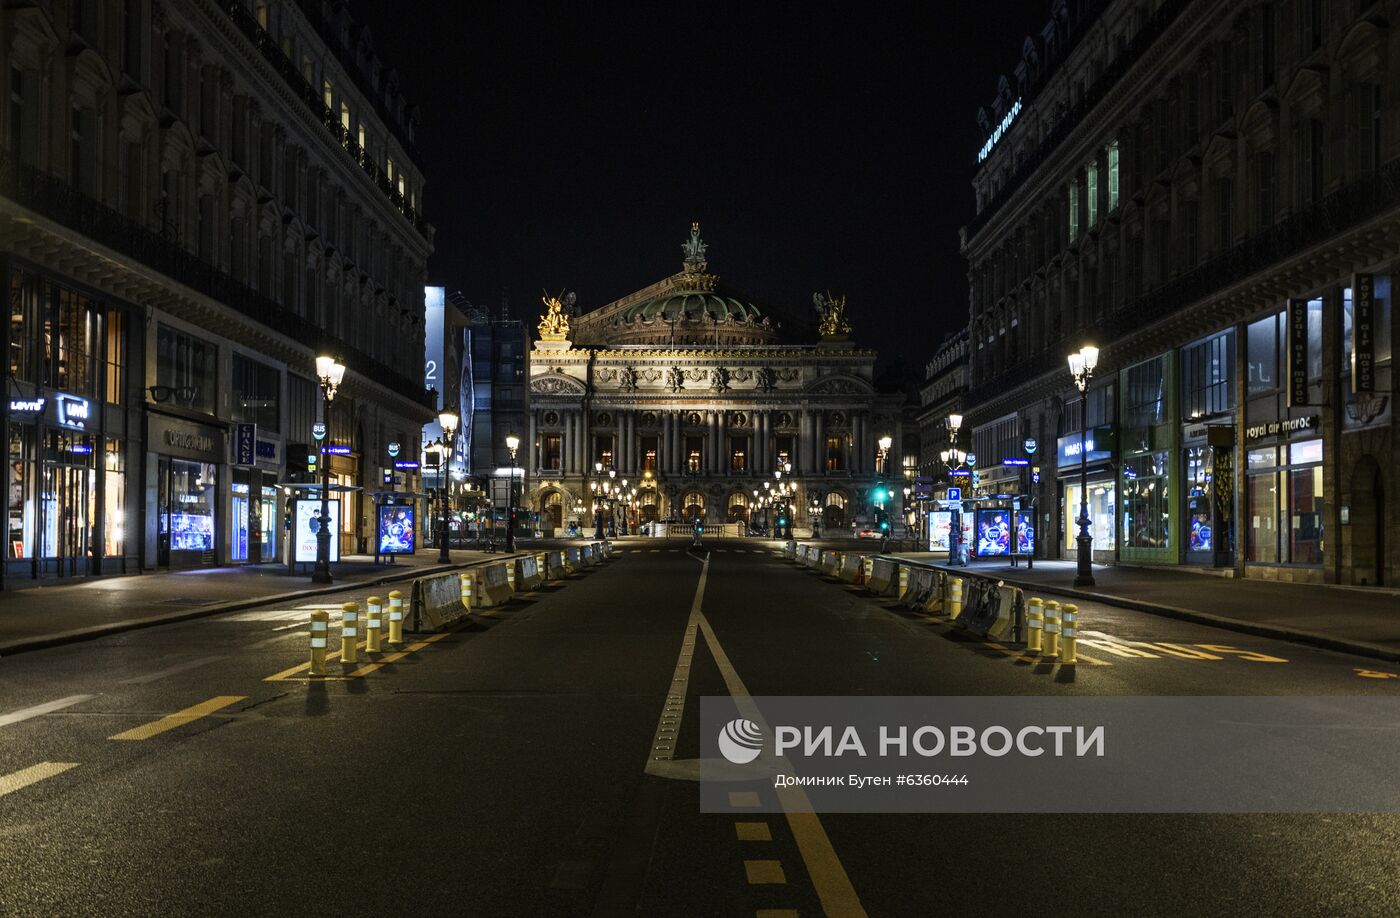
0, 0, 433, 581
916, 330, 970, 478
961, 0, 1396, 584
525, 224, 904, 535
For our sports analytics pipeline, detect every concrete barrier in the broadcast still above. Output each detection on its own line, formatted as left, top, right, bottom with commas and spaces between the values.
866, 558, 898, 595
903, 567, 936, 608
839, 553, 864, 584
474, 563, 515, 608
565, 546, 581, 572
409, 570, 467, 632
543, 550, 567, 580
820, 550, 843, 577
953, 577, 1021, 640
514, 555, 544, 592
784, 541, 798, 559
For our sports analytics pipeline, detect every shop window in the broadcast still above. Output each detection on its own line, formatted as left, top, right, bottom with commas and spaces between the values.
9, 270, 36, 382
156, 325, 217, 414
160, 459, 217, 553
104, 439, 125, 557
52, 287, 99, 398
232, 353, 281, 433
1184, 446, 1213, 553
1064, 480, 1117, 551
1121, 453, 1170, 550
41, 430, 94, 566
1246, 313, 1279, 394
1245, 441, 1323, 565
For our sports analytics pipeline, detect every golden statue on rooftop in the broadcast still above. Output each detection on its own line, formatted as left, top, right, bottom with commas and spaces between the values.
538, 290, 574, 341
813, 291, 852, 339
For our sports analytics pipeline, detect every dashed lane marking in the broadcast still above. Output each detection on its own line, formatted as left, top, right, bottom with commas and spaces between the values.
0, 694, 98, 729
1356, 669, 1400, 679
108, 695, 246, 741
736, 822, 773, 841
745, 860, 787, 884
0, 762, 79, 798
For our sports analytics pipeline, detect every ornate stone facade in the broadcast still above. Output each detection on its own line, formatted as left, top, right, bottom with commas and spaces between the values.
525, 226, 904, 531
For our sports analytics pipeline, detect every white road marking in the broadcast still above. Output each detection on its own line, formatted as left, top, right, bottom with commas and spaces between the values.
118, 656, 227, 685
218, 609, 309, 622
0, 694, 97, 729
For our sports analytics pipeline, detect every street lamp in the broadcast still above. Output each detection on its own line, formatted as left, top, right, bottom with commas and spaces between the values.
943, 414, 967, 566
1067, 344, 1100, 586
504, 432, 519, 552
877, 434, 893, 475
435, 411, 459, 563
312, 355, 346, 584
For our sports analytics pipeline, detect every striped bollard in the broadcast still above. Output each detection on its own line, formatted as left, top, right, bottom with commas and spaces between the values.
365, 596, 383, 653
1042, 601, 1062, 658
340, 602, 360, 665
949, 577, 963, 618
308, 610, 329, 677
505, 562, 516, 593
459, 571, 474, 609
898, 566, 910, 598
1060, 604, 1079, 665
1025, 597, 1045, 653
387, 590, 405, 645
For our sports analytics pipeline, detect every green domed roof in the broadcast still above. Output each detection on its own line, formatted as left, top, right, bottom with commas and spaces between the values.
622, 290, 763, 324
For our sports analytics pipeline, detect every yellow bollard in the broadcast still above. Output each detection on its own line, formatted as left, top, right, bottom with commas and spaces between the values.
308, 609, 329, 676
1043, 601, 1062, 658
459, 571, 474, 609
387, 590, 404, 645
365, 596, 383, 654
505, 562, 516, 593
1025, 597, 1044, 653
340, 602, 360, 665
1060, 603, 1078, 665
949, 577, 963, 618
898, 566, 910, 598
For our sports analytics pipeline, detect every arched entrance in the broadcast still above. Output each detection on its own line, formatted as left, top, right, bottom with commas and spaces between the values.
638, 489, 659, 523
681, 490, 706, 522
1348, 456, 1385, 586
541, 491, 564, 529
727, 492, 748, 523
824, 491, 848, 529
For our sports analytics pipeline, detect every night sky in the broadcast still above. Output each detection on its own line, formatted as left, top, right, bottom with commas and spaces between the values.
355, 1, 1048, 376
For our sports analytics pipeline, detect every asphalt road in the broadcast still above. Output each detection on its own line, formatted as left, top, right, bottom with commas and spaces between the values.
2, 542, 1398, 917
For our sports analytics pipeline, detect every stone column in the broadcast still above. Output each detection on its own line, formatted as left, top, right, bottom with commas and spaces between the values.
754, 411, 766, 474
527, 411, 537, 476
814, 410, 825, 474
798, 410, 810, 475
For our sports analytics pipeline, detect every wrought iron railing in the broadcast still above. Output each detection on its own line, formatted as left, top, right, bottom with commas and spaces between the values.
222, 1, 426, 237
965, 156, 1400, 408
0, 146, 432, 409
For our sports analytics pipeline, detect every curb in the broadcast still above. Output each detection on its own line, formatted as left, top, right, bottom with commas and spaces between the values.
890, 558, 1400, 665
0, 554, 530, 658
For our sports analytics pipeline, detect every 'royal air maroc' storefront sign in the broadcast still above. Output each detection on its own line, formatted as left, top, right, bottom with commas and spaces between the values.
1245, 415, 1318, 443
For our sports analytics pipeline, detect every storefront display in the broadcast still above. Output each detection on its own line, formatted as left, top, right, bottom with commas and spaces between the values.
160, 458, 216, 553
232, 482, 278, 562
1245, 438, 1324, 566
1015, 509, 1035, 555
1121, 452, 1170, 550
1063, 479, 1117, 552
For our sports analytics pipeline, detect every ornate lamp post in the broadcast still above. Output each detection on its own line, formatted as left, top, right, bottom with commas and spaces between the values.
941, 413, 967, 566
435, 411, 459, 563
877, 434, 893, 476
1067, 345, 1100, 586
312, 355, 346, 584
504, 432, 520, 552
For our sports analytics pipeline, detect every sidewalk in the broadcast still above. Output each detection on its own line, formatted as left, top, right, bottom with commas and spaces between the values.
892, 554, 1400, 662
0, 548, 527, 656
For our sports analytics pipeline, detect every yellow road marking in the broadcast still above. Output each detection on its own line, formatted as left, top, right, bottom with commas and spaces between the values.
346, 630, 454, 677
1077, 638, 1161, 659
744, 860, 787, 884
109, 696, 246, 741
1356, 668, 1400, 679
736, 821, 772, 841
756, 911, 799, 918
0, 762, 78, 797
982, 641, 1111, 667
729, 791, 761, 807
1138, 642, 1224, 660
1196, 643, 1289, 663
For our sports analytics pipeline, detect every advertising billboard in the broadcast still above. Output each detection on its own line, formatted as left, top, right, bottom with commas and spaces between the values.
293, 498, 341, 563
927, 511, 971, 553
377, 504, 416, 555
975, 509, 1013, 557
1015, 509, 1036, 555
